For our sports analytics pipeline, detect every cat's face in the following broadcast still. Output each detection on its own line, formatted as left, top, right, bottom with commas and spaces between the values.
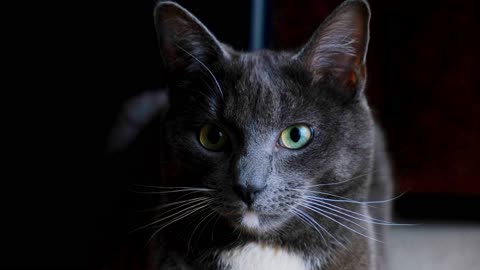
156, 0, 374, 235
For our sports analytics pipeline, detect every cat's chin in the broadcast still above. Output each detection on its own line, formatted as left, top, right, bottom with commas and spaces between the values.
240, 211, 261, 228
220, 210, 286, 235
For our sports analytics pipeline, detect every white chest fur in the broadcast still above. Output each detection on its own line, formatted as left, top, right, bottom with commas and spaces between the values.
218, 243, 308, 270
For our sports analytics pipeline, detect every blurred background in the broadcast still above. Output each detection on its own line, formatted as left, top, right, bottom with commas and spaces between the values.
5, 0, 478, 269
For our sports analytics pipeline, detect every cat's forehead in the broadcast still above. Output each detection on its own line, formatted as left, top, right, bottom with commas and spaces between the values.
235, 51, 292, 90
221, 51, 308, 131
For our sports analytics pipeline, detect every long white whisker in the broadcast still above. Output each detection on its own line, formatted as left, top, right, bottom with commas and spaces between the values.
298, 202, 383, 244
197, 211, 218, 242
210, 215, 221, 241
308, 198, 415, 226
187, 209, 217, 249
137, 197, 212, 212
185, 207, 212, 251
289, 207, 328, 245
293, 188, 400, 207
150, 197, 212, 220
130, 189, 213, 195
131, 198, 213, 233
133, 184, 214, 190
290, 188, 365, 203
291, 207, 346, 248
303, 196, 370, 204
304, 197, 389, 224
175, 190, 213, 201
302, 199, 372, 232
296, 207, 346, 248
175, 44, 224, 99
299, 171, 377, 188
306, 192, 407, 205
145, 203, 211, 246
190, 83, 223, 114
304, 197, 400, 225
294, 188, 406, 205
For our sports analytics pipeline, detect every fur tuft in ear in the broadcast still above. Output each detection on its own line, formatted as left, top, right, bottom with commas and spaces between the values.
296, 0, 371, 94
154, 1, 229, 75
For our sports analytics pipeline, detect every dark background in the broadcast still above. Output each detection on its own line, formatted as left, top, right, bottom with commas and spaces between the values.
5, 0, 479, 269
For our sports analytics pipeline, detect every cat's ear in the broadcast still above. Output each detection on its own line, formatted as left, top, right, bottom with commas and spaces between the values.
154, 2, 229, 74
296, 0, 370, 94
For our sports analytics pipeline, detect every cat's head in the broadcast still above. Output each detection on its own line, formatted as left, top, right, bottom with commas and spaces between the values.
155, 0, 374, 235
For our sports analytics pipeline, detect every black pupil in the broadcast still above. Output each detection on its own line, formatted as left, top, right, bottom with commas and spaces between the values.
208, 127, 223, 144
290, 127, 301, 143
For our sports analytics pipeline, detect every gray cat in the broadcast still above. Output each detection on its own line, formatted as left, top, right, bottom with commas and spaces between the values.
114, 0, 394, 269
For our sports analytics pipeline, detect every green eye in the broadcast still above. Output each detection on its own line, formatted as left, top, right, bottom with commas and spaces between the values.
279, 124, 313, 149
199, 124, 228, 151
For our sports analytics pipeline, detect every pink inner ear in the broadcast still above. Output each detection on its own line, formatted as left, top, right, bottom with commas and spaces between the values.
345, 64, 366, 90
298, 1, 370, 92
345, 63, 367, 89
312, 63, 366, 91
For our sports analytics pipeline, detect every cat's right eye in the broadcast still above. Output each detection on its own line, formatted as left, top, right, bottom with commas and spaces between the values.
198, 124, 228, 151
279, 124, 313, 150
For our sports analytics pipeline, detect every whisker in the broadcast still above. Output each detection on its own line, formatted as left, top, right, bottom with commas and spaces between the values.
190, 82, 222, 116
311, 198, 415, 226
290, 188, 364, 203
133, 184, 213, 190
131, 198, 213, 233
130, 185, 213, 195
197, 211, 219, 242
304, 196, 406, 225
295, 207, 347, 248
130, 189, 212, 195
298, 202, 383, 244
185, 207, 212, 251
302, 199, 373, 233
304, 196, 387, 223
210, 215, 221, 241
290, 206, 346, 248
137, 197, 211, 213
150, 197, 213, 220
299, 171, 377, 188
293, 189, 406, 206
187, 209, 217, 249
145, 203, 211, 247
175, 190, 216, 201
289, 207, 328, 246
175, 44, 224, 100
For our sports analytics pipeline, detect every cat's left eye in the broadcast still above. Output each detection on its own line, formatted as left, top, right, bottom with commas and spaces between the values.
198, 124, 228, 151
279, 124, 313, 150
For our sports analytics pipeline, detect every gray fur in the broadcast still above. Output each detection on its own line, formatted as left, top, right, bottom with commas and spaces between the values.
136, 1, 394, 269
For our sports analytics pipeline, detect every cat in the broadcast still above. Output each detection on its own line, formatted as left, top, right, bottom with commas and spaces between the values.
111, 0, 393, 269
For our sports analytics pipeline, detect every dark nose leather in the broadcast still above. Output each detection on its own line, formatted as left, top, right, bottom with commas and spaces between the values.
232, 183, 266, 207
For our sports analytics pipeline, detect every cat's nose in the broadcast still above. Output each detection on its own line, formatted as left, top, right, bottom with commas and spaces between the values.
232, 183, 266, 207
